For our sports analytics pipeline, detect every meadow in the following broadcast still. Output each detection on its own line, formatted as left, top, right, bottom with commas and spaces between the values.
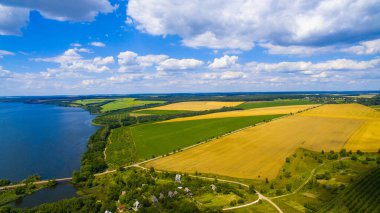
100, 98, 165, 112
146, 104, 380, 179
73, 98, 112, 105
145, 101, 244, 111
237, 99, 315, 109
105, 115, 282, 166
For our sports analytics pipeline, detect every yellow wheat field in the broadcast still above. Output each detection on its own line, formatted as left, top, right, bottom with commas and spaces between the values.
162, 105, 319, 123
146, 104, 380, 179
300, 103, 380, 120
145, 101, 244, 111
345, 120, 380, 152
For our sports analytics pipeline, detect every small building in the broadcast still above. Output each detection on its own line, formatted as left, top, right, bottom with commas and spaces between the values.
175, 174, 181, 183
211, 184, 217, 192
132, 200, 140, 212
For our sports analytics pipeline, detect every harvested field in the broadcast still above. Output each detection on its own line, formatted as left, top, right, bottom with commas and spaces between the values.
300, 104, 380, 120
345, 120, 380, 152
145, 101, 244, 111
146, 104, 380, 179
162, 105, 318, 123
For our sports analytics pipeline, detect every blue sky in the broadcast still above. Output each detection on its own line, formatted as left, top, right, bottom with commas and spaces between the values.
0, 0, 380, 95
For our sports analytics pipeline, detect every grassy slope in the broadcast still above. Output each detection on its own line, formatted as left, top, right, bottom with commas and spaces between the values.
133, 109, 191, 115
100, 98, 165, 112
238, 99, 314, 109
106, 115, 282, 166
320, 166, 380, 213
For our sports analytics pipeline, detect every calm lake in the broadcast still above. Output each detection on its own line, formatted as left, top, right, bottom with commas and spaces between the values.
0, 102, 97, 207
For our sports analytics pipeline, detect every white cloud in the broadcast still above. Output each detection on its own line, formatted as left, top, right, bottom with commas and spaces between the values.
71, 43, 81, 47
0, 66, 12, 78
0, 50, 15, 58
209, 55, 239, 70
220, 71, 246, 80
127, 0, 380, 50
200, 71, 246, 80
0, 5, 29, 35
342, 38, 380, 55
117, 51, 169, 72
246, 58, 380, 73
34, 48, 114, 73
90, 41, 106, 47
0, 0, 114, 35
157, 58, 204, 71
259, 43, 335, 56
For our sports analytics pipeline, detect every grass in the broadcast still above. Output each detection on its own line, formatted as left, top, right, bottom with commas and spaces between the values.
271, 152, 380, 213
73, 98, 112, 105
237, 99, 314, 109
105, 127, 137, 168
320, 166, 380, 212
106, 115, 281, 166
132, 109, 191, 116
100, 98, 165, 112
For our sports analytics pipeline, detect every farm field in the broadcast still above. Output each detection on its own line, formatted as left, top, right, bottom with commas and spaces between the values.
106, 115, 282, 165
73, 98, 112, 105
371, 105, 380, 111
105, 127, 137, 168
100, 98, 165, 112
146, 104, 380, 180
145, 101, 244, 111
345, 120, 380, 152
132, 109, 191, 116
162, 104, 318, 123
320, 167, 380, 213
237, 99, 315, 109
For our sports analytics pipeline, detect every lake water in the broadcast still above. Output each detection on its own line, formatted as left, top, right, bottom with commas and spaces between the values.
0, 102, 96, 182
9, 183, 78, 208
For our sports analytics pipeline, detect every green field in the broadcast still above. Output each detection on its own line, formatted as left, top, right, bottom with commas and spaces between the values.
100, 98, 165, 112
106, 114, 282, 165
320, 167, 380, 212
238, 99, 314, 109
133, 109, 191, 115
105, 127, 137, 168
73, 98, 112, 105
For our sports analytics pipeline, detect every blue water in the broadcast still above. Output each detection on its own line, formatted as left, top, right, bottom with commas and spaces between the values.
10, 183, 78, 208
0, 102, 97, 182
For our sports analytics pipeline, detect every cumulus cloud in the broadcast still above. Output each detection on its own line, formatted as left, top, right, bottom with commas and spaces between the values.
0, 0, 114, 35
117, 51, 169, 72
90, 41, 106, 47
209, 55, 239, 70
34, 48, 114, 73
0, 5, 29, 35
127, 0, 380, 50
200, 71, 246, 80
259, 43, 335, 56
246, 58, 380, 73
157, 58, 204, 71
342, 38, 380, 55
